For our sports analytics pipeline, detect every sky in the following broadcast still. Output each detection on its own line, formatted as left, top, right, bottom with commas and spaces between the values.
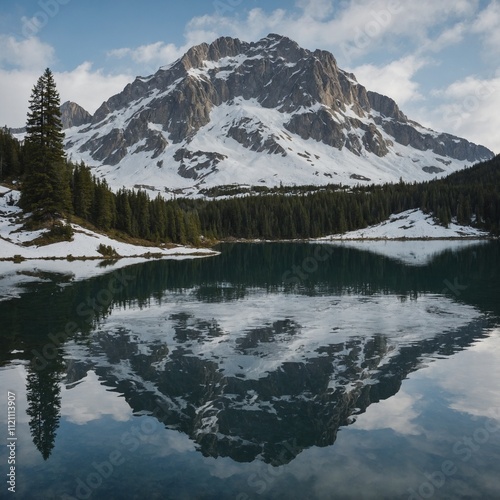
0, 0, 499, 153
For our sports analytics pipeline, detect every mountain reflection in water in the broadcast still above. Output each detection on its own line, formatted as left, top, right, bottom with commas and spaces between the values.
0, 241, 499, 499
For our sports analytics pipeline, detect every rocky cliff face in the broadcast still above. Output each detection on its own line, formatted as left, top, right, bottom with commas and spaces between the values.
60, 101, 92, 129
64, 34, 494, 195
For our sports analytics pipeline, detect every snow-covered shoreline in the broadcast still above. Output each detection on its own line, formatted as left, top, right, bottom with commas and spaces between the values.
2, 185, 493, 269
314, 209, 491, 241
0, 186, 218, 300
0, 185, 217, 262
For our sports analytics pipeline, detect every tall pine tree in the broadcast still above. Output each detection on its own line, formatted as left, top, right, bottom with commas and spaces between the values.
20, 68, 72, 220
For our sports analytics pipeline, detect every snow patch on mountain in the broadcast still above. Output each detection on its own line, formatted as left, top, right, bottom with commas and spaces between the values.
62, 34, 493, 197
68, 98, 476, 198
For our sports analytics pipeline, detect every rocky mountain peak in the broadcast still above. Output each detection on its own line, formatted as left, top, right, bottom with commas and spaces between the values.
64, 34, 494, 196
178, 36, 248, 71
367, 91, 407, 122
60, 101, 92, 129
253, 33, 305, 58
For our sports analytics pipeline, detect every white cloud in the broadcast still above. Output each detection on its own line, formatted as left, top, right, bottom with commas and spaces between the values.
0, 34, 54, 70
424, 22, 468, 53
419, 74, 500, 153
471, 0, 500, 57
295, 0, 335, 21
0, 61, 131, 127
56, 62, 131, 115
473, 0, 500, 32
351, 56, 428, 106
106, 22, 225, 75
108, 41, 184, 70
0, 34, 131, 127
0, 68, 39, 127
184, 8, 287, 47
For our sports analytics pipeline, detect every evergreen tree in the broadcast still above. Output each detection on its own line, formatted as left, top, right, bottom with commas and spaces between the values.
0, 127, 23, 180
185, 209, 201, 245
20, 68, 72, 219
115, 189, 133, 234
72, 162, 94, 219
92, 178, 115, 230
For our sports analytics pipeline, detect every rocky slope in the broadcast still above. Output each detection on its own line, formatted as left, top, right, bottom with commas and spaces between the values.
60, 101, 92, 129
64, 34, 494, 196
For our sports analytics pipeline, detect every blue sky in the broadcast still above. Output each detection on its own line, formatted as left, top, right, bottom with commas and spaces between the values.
1, 0, 499, 152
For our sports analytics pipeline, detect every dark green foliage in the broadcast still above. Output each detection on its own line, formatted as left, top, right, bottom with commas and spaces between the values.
190, 155, 500, 239
19, 69, 72, 219
0, 127, 23, 180
115, 189, 133, 234
47, 221, 74, 241
64, 163, 201, 245
92, 178, 116, 231
72, 161, 94, 219
97, 243, 119, 257
2, 94, 499, 245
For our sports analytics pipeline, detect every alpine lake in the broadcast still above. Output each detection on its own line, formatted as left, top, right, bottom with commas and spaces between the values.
1, 240, 500, 500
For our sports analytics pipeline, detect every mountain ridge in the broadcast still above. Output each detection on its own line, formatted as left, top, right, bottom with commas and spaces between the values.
64, 33, 494, 196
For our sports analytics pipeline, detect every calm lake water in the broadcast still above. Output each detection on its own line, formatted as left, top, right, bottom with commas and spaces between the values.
1, 241, 499, 500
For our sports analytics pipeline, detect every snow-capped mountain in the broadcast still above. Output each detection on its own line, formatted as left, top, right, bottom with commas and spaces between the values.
65, 34, 494, 196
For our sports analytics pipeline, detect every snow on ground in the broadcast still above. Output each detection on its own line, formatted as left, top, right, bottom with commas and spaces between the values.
0, 185, 217, 300
317, 209, 490, 240
65, 97, 477, 199
312, 209, 491, 266
0, 185, 215, 261
0, 222, 214, 260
